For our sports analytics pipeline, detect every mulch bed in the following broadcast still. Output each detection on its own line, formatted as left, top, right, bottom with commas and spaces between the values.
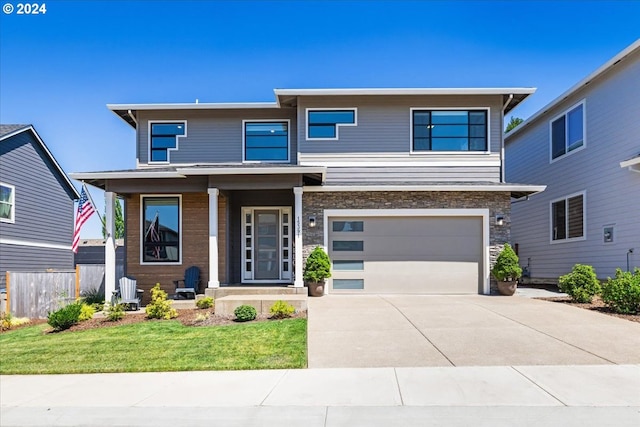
1, 309, 307, 334
535, 295, 640, 323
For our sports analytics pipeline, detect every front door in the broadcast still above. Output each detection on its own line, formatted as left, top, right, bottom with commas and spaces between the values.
242, 207, 292, 283
254, 210, 279, 280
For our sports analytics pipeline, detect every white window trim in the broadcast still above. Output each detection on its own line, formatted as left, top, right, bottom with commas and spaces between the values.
409, 107, 491, 155
549, 99, 586, 164
305, 108, 358, 141
140, 194, 183, 265
549, 190, 587, 244
0, 182, 15, 223
242, 119, 291, 164
147, 120, 187, 165
323, 208, 490, 295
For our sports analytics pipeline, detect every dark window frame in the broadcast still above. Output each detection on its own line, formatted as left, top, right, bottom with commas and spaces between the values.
141, 195, 181, 264
411, 109, 488, 152
243, 120, 290, 163
550, 101, 585, 161
307, 109, 357, 140
149, 121, 186, 163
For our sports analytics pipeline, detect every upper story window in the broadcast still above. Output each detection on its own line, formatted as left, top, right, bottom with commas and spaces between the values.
0, 182, 15, 223
551, 192, 585, 243
142, 195, 181, 264
243, 121, 289, 162
307, 109, 357, 140
412, 109, 488, 152
149, 122, 186, 163
551, 101, 585, 161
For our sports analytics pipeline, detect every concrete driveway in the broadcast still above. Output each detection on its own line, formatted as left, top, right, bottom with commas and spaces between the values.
307, 295, 640, 368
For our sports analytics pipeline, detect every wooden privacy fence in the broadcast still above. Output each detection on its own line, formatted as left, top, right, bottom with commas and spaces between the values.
5, 264, 125, 318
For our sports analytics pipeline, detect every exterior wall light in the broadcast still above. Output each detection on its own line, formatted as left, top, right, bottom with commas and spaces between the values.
309, 216, 316, 228
496, 214, 505, 226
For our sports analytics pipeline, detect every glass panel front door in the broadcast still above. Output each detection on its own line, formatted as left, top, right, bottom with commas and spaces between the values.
254, 210, 280, 280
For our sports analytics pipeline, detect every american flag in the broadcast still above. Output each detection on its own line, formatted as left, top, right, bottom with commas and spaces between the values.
72, 186, 96, 253
147, 212, 161, 259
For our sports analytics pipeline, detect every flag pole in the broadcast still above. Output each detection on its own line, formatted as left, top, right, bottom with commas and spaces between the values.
81, 181, 105, 229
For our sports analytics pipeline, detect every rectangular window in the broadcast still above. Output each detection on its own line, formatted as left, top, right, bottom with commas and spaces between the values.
551, 193, 585, 242
333, 279, 364, 290
0, 183, 15, 223
307, 109, 356, 139
332, 221, 364, 232
244, 121, 289, 162
150, 122, 186, 163
142, 196, 181, 263
333, 260, 364, 271
412, 110, 487, 151
332, 241, 364, 251
551, 102, 585, 160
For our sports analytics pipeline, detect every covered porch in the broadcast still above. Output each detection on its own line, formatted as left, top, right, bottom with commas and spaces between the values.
71, 165, 325, 303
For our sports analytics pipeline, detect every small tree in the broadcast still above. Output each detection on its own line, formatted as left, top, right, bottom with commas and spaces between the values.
505, 116, 524, 133
102, 197, 125, 239
303, 246, 332, 283
492, 243, 522, 281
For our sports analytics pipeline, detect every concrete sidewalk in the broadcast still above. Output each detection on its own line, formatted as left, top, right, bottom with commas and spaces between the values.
2, 365, 639, 426
308, 295, 640, 368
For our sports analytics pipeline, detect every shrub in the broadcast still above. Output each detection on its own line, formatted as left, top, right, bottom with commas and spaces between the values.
196, 296, 214, 309
492, 243, 522, 281
601, 268, 640, 314
558, 264, 601, 303
81, 287, 105, 306
195, 312, 210, 322
48, 302, 83, 331
145, 283, 178, 320
105, 302, 125, 321
1, 313, 31, 331
303, 246, 332, 283
78, 304, 96, 321
234, 304, 257, 322
269, 300, 295, 319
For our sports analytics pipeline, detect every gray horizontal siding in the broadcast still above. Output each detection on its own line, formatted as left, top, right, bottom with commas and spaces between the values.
0, 244, 74, 287
325, 166, 501, 183
506, 50, 640, 279
0, 130, 75, 247
137, 109, 297, 165
297, 95, 503, 155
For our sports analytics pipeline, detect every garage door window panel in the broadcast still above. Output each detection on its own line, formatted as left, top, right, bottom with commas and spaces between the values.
333, 260, 364, 270
332, 241, 364, 251
333, 279, 364, 290
332, 221, 364, 232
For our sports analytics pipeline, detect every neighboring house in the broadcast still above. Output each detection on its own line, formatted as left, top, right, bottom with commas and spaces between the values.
505, 40, 640, 282
74, 239, 125, 266
0, 125, 80, 287
72, 88, 544, 297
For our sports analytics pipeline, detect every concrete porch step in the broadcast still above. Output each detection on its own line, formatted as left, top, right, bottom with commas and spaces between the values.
207, 286, 307, 299
214, 294, 308, 317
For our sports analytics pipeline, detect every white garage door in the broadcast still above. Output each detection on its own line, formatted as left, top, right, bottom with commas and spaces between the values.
328, 216, 483, 294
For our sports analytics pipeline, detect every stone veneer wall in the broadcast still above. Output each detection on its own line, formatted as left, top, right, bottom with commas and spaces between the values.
301, 191, 511, 294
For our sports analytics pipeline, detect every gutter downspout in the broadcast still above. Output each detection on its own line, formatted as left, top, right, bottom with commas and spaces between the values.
501, 94, 514, 183
127, 110, 138, 126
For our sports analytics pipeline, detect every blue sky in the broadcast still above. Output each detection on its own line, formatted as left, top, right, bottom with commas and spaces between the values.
1, 0, 638, 238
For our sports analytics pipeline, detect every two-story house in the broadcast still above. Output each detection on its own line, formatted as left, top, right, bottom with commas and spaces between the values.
0, 125, 80, 288
505, 40, 640, 282
72, 88, 544, 299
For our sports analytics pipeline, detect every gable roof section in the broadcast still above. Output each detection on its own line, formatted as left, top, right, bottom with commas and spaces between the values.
0, 124, 80, 199
505, 39, 640, 142
109, 87, 536, 128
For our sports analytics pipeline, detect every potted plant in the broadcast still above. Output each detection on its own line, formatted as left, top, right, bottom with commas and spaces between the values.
492, 243, 523, 296
304, 246, 332, 297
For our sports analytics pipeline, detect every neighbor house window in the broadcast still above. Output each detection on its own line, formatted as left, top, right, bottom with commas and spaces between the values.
0, 183, 15, 223
149, 122, 186, 163
142, 196, 181, 263
551, 192, 585, 242
244, 121, 289, 162
307, 109, 357, 139
551, 101, 585, 161
412, 109, 488, 151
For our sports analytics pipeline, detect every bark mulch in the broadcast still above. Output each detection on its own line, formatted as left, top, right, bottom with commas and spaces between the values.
535, 295, 640, 323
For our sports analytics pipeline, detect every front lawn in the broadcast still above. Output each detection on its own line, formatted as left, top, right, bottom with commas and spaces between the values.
0, 318, 307, 374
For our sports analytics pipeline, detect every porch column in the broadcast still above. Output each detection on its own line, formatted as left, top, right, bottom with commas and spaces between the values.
208, 188, 220, 288
294, 187, 304, 287
104, 191, 117, 303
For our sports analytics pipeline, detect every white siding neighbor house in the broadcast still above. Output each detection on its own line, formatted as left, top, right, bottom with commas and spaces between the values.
505, 40, 640, 282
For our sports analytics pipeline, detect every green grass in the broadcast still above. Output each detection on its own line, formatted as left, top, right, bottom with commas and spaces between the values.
0, 319, 307, 374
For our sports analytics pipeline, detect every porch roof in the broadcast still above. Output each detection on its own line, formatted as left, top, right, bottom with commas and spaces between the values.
70, 164, 327, 190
